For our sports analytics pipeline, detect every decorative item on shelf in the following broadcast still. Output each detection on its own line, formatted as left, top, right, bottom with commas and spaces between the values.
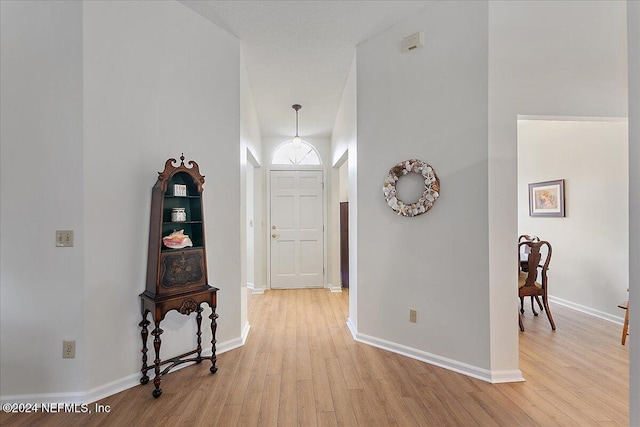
162, 229, 193, 249
383, 159, 440, 217
171, 207, 186, 222
173, 184, 187, 197
528, 179, 565, 217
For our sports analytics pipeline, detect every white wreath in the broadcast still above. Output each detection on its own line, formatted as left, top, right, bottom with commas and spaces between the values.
383, 159, 440, 217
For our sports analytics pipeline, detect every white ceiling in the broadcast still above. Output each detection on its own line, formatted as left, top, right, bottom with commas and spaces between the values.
181, 1, 432, 138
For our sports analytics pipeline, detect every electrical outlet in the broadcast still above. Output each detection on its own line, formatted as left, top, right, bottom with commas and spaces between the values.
56, 230, 74, 247
409, 309, 417, 323
63, 340, 76, 359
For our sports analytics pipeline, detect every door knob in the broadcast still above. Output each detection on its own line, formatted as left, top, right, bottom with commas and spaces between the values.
272, 233, 278, 238
272, 225, 277, 229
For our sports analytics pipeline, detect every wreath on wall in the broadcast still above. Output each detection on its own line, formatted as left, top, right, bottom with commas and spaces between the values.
383, 159, 440, 217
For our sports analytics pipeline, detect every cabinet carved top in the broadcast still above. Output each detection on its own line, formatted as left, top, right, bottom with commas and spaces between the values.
157, 154, 205, 194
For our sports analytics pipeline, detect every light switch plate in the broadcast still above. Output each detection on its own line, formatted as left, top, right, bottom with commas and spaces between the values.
56, 230, 74, 247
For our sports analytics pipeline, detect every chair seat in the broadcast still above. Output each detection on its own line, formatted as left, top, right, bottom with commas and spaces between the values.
518, 271, 542, 289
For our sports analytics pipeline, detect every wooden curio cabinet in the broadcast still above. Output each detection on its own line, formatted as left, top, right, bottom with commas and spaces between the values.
143, 156, 209, 298
139, 155, 218, 398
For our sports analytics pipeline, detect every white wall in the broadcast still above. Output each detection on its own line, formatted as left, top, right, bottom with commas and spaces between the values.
332, 54, 357, 168
81, 1, 241, 398
241, 48, 263, 308
328, 157, 349, 290
328, 164, 342, 291
331, 54, 357, 314
627, 1, 639, 423
249, 155, 266, 292
1, 0, 246, 403
246, 164, 255, 286
1, 0, 86, 398
488, 0, 628, 379
518, 119, 628, 319
356, 1, 495, 378
339, 162, 349, 203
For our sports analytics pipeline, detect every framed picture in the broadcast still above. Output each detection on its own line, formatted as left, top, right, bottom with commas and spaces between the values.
173, 184, 187, 197
528, 179, 565, 217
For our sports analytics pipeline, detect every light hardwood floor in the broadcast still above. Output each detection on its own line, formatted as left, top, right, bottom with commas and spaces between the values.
1, 289, 629, 426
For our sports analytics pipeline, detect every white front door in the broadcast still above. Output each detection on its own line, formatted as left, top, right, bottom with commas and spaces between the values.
270, 170, 324, 289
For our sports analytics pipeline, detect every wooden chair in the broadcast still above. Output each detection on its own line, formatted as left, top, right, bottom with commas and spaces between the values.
518, 235, 543, 315
618, 289, 629, 345
518, 234, 539, 244
518, 239, 556, 331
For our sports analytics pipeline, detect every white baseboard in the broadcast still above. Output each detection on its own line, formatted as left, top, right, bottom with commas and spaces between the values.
216, 324, 250, 354
248, 282, 266, 294
85, 373, 141, 404
327, 283, 343, 293
1, 330, 251, 406
346, 317, 357, 339
347, 324, 523, 384
549, 295, 625, 324
489, 369, 526, 383
0, 390, 87, 406
340, 295, 623, 385
241, 321, 251, 345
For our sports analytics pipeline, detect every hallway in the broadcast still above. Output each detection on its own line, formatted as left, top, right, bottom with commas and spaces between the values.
1, 288, 628, 426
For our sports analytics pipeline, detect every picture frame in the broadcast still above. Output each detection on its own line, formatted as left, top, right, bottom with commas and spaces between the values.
173, 184, 187, 197
528, 179, 565, 217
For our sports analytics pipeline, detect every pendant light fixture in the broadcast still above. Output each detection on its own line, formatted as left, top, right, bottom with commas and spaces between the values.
292, 104, 302, 148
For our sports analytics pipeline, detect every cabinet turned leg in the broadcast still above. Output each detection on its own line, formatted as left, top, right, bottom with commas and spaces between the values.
139, 311, 150, 385
195, 305, 203, 363
209, 310, 218, 374
151, 322, 164, 398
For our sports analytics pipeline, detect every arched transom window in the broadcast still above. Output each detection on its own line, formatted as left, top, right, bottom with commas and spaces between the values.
272, 140, 322, 166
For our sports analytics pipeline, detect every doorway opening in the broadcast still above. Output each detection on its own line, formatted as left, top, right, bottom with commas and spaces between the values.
268, 140, 326, 290
516, 116, 629, 323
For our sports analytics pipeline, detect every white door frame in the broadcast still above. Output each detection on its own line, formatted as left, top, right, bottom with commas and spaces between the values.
267, 165, 327, 290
